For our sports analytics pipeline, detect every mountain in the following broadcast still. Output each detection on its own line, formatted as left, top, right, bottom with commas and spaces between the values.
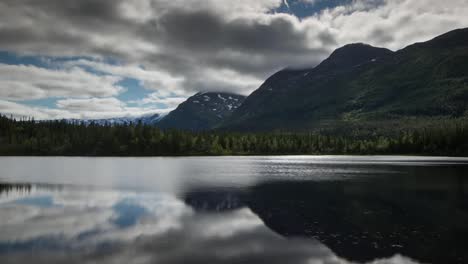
156, 92, 246, 130
222, 28, 468, 134
183, 177, 468, 264
64, 113, 164, 126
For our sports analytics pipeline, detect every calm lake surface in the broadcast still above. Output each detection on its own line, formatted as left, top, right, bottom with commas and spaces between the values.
1, 156, 468, 264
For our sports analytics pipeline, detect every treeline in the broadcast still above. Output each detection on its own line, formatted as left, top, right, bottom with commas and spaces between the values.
1, 115, 468, 156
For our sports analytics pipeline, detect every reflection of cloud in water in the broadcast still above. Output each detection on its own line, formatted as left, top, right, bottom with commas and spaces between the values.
0, 204, 114, 242
0, 187, 420, 264
0, 189, 190, 244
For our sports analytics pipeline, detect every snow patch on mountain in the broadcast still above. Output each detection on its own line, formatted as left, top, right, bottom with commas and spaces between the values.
62, 112, 167, 126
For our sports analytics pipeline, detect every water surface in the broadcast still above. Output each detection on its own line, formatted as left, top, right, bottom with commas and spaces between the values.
1, 156, 467, 264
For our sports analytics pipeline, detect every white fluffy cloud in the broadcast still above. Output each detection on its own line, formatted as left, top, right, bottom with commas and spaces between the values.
0, 100, 68, 120
56, 97, 125, 112
0, 98, 164, 120
65, 59, 186, 92
307, 0, 468, 50
0, 63, 123, 100
57, 97, 167, 119
130, 93, 187, 108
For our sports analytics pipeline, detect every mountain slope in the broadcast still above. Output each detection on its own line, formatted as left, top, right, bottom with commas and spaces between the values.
63, 113, 164, 126
223, 28, 468, 133
156, 92, 245, 130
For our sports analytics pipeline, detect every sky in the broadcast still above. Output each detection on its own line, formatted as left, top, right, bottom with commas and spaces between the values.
0, 0, 467, 120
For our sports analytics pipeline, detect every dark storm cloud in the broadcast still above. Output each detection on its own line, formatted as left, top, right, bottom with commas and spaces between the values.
0, 0, 331, 77
156, 10, 310, 54
12, 0, 123, 22
0, 0, 138, 59
147, 8, 331, 78
0, 27, 88, 54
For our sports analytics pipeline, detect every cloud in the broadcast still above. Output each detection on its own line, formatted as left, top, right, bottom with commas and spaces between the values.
0, 100, 68, 120
130, 93, 187, 108
0, 98, 164, 120
307, 0, 468, 50
65, 59, 186, 92
0, 204, 114, 242
0, 0, 330, 97
56, 97, 125, 112
55, 97, 169, 119
0, 63, 123, 100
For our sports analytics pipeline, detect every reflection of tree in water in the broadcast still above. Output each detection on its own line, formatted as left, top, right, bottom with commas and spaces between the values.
457, 174, 467, 211
0, 183, 32, 195
183, 165, 468, 264
0, 182, 65, 196
184, 188, 246, 212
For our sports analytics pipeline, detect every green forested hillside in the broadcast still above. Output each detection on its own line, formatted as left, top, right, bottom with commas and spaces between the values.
222, 28, 468, 132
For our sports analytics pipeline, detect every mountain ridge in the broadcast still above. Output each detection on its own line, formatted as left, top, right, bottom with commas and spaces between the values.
220, 27, 468, 133
156, 92, 246, 131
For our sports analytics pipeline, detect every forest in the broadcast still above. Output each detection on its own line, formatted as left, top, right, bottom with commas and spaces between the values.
1, 115, 468, 156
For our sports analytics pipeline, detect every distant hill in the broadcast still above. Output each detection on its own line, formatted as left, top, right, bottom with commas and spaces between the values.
63, 113, 164, 126
156, 92, 246, 131
221, 28, 468, 134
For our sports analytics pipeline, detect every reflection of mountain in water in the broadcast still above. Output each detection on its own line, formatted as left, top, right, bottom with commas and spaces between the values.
184, 165, 468, 264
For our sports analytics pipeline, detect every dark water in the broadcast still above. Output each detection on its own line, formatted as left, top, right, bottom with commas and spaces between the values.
1, 156, 468, 264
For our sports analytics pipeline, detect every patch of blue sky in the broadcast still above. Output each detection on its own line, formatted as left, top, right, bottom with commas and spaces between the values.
20, 98, 59, 108
0, 50, 96, 69
0, 50, 116, 73
274, 0, 353, 18
0, 50, 50, 67
117, 78, 152, 105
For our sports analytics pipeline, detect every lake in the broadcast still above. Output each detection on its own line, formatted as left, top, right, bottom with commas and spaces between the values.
0, 156, 467, 264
